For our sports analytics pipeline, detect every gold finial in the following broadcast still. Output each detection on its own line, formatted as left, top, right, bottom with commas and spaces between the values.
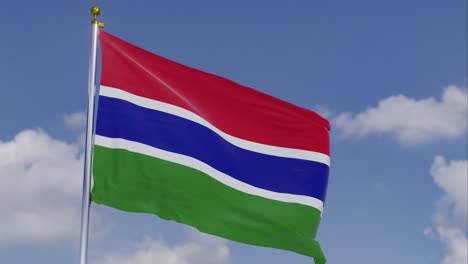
91, 6, 100, 16
90, 6, 104, 27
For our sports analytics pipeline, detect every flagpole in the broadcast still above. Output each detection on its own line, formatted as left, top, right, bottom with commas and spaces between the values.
79, 6, 102, 264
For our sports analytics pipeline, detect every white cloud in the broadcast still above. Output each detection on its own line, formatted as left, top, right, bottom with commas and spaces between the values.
333, 85, 467, 144
0, 129, 83, 242
63, 111, 86, 130
431, 156, 468, 226
430, 156, 467, 264
437, 227, 467, 264
94, 232, 230, 264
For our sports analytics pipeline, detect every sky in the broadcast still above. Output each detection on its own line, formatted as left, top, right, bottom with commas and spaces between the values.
0, 1, 466, 264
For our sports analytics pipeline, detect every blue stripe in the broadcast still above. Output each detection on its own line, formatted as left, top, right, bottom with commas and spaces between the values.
95, 96, 329, 201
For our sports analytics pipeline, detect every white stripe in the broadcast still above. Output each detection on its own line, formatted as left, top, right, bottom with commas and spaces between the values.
95, 135, 324, 212
99, 85, 330, 166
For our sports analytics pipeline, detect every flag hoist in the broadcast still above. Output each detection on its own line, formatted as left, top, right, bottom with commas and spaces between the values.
79, 6, 103, 264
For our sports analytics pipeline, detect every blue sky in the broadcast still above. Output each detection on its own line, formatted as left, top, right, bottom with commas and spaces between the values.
0, 1, 466, 264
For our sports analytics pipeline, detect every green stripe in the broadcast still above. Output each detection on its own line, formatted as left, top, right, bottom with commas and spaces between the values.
92, 146, 325, 263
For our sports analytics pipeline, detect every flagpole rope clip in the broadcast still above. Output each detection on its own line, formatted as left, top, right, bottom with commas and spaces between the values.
90, 6, 104, 28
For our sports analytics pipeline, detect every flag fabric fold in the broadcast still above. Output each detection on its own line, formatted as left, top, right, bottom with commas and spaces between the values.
92, 30, 330, 264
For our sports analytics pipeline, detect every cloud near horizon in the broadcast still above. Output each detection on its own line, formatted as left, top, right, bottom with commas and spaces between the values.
430, 156, 467, 264
94, 232, 230, 264
0, 129, 83, 242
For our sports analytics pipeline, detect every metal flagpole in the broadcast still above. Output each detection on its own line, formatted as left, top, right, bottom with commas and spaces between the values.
79, 6, 103, 264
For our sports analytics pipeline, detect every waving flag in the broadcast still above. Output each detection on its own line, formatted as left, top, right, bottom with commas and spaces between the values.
92, 30, 330, 263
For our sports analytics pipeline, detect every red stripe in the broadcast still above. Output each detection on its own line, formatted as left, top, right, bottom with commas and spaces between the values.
99, 30, 330, 155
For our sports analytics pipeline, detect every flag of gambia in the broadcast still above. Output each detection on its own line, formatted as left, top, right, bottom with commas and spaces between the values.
92, 30, 331, 264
